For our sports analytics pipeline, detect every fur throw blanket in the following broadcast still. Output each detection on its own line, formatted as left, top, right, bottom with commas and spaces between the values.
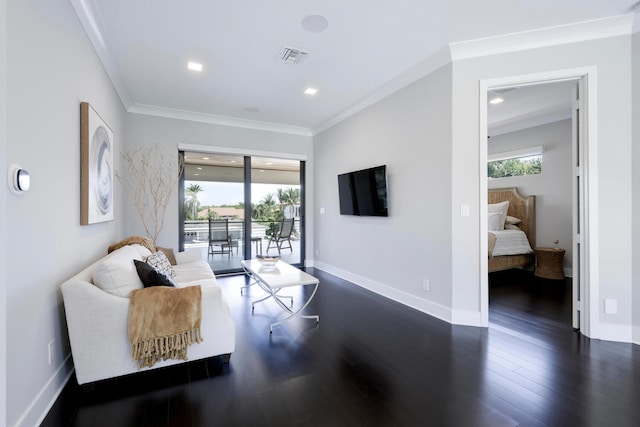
128, 286, 203, 369
108, 235, 156, 254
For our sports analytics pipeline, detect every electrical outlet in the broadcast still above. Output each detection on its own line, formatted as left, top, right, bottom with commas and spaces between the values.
48, 339, 55, 364
422, 278, 430, 292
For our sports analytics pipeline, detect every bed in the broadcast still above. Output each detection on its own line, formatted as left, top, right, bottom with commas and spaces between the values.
488, 187, 536, 273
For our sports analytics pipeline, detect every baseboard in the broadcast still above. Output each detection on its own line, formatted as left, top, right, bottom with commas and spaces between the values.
313, 261, 454, 324
632, 325, 640, 345
15, 354, 74, 427
451, 309, 485, 327
597, 322, 633, 343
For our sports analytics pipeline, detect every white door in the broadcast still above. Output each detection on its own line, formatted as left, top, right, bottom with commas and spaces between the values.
571, 77, 587, 331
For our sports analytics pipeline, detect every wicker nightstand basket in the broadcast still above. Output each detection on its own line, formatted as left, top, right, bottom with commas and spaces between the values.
534, 247, 565, 280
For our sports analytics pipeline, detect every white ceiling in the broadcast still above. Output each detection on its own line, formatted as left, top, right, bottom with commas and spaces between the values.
71, 0, 637, 135
487, 80, 576, 137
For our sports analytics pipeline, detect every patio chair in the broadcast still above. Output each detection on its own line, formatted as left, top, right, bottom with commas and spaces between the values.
208, 218, 232, 258
266, 218, 294, 254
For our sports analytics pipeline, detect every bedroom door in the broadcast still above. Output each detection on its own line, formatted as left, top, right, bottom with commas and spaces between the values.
571, 78, 587, 331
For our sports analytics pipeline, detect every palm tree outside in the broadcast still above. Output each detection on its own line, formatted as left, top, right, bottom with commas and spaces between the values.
185, 183, 203, 220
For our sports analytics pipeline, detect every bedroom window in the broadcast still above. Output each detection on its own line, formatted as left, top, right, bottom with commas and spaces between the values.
488, 146, 543, 179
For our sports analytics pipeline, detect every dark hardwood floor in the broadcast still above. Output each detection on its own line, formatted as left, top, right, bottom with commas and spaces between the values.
43, 268, 640, 426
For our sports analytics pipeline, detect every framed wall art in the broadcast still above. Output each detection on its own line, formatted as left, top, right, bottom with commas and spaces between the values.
80, 102, 114, 225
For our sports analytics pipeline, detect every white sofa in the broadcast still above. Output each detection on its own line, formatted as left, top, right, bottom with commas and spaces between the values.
61, 244, 236, 385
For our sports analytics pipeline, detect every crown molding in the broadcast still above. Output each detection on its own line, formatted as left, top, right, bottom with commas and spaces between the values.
70, 0, 132, 108
128, 104, 313, 136
311, 46, 452, 135
71, 0, 635, 138
449, 14, 635, 61
72, 0, 311, 137
489, 106, 572, 137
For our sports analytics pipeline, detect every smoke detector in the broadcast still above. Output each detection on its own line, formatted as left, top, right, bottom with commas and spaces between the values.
277, 46, 309, 64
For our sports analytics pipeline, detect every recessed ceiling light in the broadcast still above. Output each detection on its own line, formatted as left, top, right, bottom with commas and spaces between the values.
304, 87, 318, 95
188, 61, 203, 72
194, 173, 200, 176
301, 15, 329, 33
202, 157, 209, 160
489, 97, 504, 104
197, 167, 202, 170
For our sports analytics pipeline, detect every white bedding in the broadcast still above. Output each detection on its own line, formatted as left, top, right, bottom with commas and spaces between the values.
491, 229, 533, 256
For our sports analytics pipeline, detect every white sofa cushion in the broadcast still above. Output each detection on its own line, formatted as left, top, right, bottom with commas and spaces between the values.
129, 243, 153, 259
173, 260, 217, 284
93, 245, 144, 297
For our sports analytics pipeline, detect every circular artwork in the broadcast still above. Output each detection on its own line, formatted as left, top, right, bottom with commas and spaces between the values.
90, 125, 113, 215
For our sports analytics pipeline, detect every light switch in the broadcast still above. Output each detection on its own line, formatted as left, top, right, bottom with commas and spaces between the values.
604, 299, 618, 315
460, 204, 470, 217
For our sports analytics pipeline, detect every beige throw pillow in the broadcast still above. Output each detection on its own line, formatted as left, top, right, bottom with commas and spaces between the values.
156, 246, 177, 266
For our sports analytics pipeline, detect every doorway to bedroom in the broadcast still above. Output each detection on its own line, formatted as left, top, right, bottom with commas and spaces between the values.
480, 71, 594, 337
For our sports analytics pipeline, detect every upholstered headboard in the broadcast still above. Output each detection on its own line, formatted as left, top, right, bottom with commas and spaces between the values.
488, 187, 536, 248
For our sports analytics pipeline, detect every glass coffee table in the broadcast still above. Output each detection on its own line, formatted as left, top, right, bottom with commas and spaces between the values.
240, 259, 320, 333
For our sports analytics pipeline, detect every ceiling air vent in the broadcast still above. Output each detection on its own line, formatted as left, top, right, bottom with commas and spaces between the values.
277, 46, 309, 64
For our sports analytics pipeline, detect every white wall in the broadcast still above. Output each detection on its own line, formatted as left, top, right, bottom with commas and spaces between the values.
123, 114, 314, 253
313, 64, 454, 320
314, 34, 633, 338
452, 35, 633, 338
488, 120, 573, 275
5, 0, 126, 425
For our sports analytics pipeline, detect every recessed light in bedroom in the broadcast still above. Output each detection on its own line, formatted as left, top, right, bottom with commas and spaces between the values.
187, 61, 203, 72
489, 97, 504, 104
304, 87, 318, 95
302, 15, 329, 33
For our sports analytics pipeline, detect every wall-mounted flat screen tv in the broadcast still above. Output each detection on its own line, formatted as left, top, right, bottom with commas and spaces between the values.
338, 165, 388, 217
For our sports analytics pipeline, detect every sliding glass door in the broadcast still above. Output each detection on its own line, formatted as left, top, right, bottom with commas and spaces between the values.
250, 156, 302, 266
179, 151, 304, 274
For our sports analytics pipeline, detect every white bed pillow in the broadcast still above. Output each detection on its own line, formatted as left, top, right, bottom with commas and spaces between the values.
488, 212, 503, 231
505, 215, 521, 225
488, 201, 509, 230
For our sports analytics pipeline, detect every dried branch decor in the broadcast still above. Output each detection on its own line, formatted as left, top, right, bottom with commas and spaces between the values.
118, 144, 183, 245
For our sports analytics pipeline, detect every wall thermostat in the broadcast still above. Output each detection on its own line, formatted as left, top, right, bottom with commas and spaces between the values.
9, 164, 30, 194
